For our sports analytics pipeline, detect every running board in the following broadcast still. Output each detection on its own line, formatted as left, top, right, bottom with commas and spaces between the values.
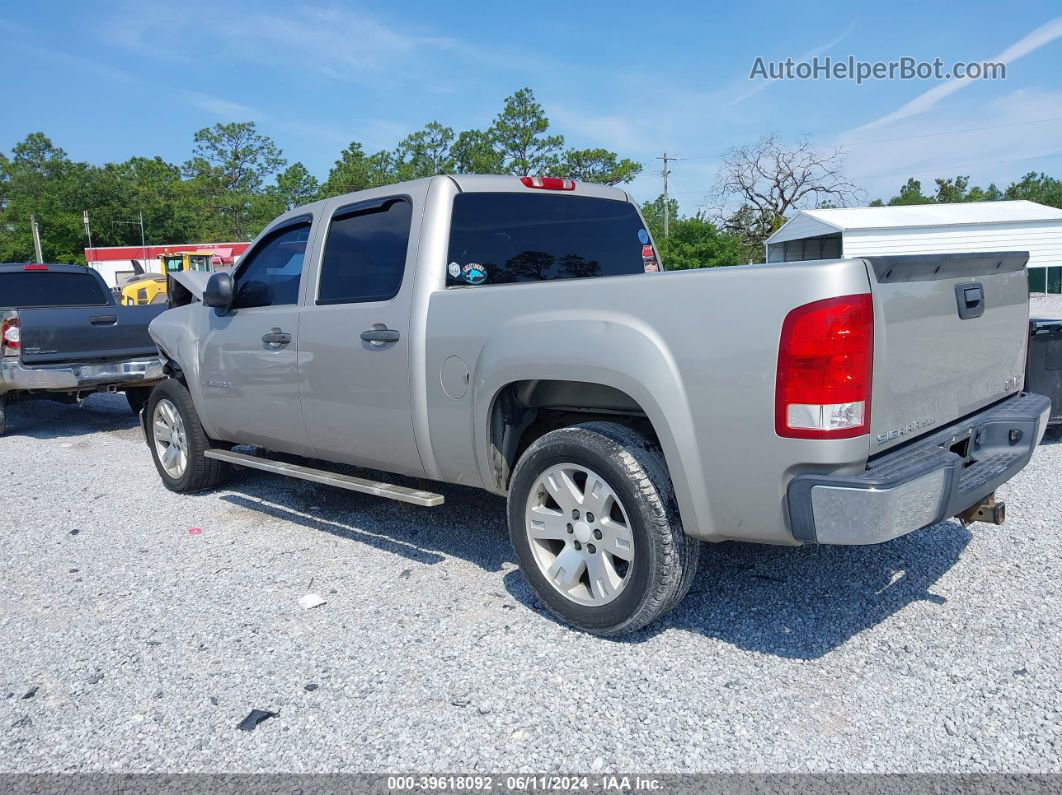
203, 449, 444, 507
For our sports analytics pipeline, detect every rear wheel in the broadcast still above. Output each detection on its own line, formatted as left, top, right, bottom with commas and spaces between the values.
146, 379, 228, 492
0, 395, 7, 436
507, 421, 699, 636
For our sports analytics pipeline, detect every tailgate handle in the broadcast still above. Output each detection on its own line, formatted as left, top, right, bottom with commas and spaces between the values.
955, 283, 985, 320
90, 315, 117, 325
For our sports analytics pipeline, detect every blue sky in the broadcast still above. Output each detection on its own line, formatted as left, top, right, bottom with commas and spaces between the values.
2, 1, 1061, 213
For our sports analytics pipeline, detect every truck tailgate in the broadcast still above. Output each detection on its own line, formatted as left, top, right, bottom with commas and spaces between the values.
17, 306, 164, 365
867, 252, 1030, 453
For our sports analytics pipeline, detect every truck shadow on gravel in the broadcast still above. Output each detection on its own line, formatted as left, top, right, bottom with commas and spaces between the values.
2, 393, 140, 440
504, 521, 973, 659
217, 468, 514, 572
644, 521, 972, 658
219, 465, 972, 661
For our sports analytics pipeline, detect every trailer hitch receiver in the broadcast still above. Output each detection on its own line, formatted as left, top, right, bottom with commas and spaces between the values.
958, 493, 1006, 526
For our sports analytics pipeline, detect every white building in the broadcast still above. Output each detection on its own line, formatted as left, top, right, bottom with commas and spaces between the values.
765, 200, 1062, 294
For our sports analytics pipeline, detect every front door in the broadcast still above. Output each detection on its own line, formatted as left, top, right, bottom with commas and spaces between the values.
298, 197, 424, 476
199, 219, 314, 454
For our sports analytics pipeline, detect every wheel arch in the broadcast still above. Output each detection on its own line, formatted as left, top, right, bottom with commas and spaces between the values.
477, 364, 711, 538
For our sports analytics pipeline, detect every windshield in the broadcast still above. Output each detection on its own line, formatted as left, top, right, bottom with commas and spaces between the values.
188, 255, 212, 272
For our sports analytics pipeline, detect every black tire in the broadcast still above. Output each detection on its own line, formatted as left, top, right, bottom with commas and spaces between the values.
0, 395, 6, 436
145, 378, 229, 493
507, 421, 700, 636
125, 386, 152, 415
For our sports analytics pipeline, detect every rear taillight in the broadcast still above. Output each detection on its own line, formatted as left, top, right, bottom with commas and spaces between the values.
23, 264, 48, 271
1, 316, 20, 356
520, 176, 576, 191
776, 294, 873, 439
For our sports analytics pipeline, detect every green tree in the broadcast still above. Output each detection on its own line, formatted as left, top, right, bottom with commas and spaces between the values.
268, 162, 320, 212
934, 176, 970, 203
641, 194, 742, 269
640, 194, 679, 240
1005, 172, 1062, 207
319, 142, 397, 198
884, 178, 934, 205
394, 122, 456, 180
0, 133, 91, 263
183, 122, 285, 239
490, 87, 565, 176
558, 148, 641, 185
452, 129, 504, 174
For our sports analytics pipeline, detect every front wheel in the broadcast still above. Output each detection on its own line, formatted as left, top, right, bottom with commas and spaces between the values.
507, 421, 700, 636
146, 379, 228, 492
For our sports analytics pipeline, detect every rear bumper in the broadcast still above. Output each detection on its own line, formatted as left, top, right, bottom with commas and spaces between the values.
787, 392, 1052, 545
0, 357, 164, 393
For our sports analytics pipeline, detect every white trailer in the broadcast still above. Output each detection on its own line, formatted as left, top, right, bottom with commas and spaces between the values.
766, 200, 1062, 294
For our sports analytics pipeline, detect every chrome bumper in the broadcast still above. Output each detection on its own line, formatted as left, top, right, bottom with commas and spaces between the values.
787, 393, 1052, 545
0, 357, 165, 392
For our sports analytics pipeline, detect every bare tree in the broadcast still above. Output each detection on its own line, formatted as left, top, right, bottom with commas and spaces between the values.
710, 134, 860, 218
708, 134, 861, 262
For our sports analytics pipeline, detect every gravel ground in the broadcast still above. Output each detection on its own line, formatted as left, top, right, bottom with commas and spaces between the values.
1, 298, 1060, 774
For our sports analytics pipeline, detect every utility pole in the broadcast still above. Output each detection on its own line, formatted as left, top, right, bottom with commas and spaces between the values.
138, 211, 146, 261
30, 214, 44, 263
83, 210, 93, 252
656, 152, 676, 238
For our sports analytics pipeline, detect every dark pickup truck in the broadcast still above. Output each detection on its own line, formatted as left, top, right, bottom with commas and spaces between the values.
0, 263, 166, 434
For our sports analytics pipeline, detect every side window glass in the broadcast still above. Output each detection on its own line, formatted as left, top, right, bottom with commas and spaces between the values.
233, 222, 311, 309
318, 199, 412, 304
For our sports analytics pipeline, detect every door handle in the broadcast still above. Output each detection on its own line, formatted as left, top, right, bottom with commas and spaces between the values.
360, 328, 400, 343
261, 328, 292, 345
955, 282, 985, 320
90, 315, 117, 325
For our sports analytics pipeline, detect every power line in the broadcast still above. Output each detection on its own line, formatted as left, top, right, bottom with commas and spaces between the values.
672, 115, 1062, 162
838, 116, 1062, 148
850, 151, 1062, 182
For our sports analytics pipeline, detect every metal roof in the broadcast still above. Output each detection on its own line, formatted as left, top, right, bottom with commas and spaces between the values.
768, 200, 1062, 243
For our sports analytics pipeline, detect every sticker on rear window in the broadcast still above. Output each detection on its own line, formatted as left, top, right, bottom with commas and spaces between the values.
638, 228, 649, 244
462, 263, 487, 285
448, 262, 461, 278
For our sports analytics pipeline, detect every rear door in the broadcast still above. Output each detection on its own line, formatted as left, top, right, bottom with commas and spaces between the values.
198, 218, 314, 453
867, 253, 1030, 452
297, 196, 424, 476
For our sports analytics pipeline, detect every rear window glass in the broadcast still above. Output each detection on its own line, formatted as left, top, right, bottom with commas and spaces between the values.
1, 271, 109, 307
446, 193, 656, 286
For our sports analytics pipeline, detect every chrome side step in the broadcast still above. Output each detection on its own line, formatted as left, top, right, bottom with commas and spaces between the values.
204, 449, 444, 507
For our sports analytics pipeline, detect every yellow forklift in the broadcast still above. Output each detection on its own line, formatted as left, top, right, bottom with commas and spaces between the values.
120, 251, 215, 306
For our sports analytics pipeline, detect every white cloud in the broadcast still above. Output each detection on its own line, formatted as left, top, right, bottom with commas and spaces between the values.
835, 88, 1062, 199
180, 91, 263, 122
724, 20, 856, 108
548, 105, 655, 153
858, 16, 1062, 130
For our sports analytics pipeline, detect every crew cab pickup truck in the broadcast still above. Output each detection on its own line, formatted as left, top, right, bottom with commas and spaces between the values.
0, 263, 165, 435
144, 175, 1051, 635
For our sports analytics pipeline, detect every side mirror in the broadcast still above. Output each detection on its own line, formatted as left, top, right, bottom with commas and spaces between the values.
204, 272, 234, 312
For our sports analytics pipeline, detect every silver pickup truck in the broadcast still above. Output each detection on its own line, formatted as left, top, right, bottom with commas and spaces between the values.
145, 175, 1051, 634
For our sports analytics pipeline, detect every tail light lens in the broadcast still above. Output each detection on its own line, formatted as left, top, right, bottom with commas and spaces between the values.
520, 176, 576, 191
1, 315, 20, 356
776, 294, 873, 439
